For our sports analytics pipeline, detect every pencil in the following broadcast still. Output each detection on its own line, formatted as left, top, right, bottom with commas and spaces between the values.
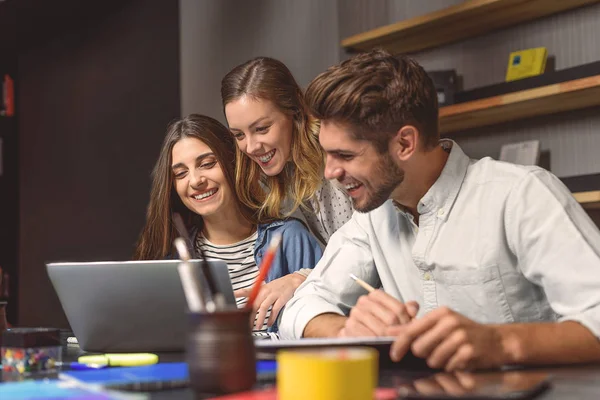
245, 234, 283, 310
349, 273, 375, 293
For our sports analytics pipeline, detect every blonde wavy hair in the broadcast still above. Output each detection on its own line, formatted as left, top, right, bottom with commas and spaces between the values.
221, 57, 324, 221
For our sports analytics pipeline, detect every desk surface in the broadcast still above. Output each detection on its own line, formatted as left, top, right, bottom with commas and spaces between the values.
2, 344, 600, 399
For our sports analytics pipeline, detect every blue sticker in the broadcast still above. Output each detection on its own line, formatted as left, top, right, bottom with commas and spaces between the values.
512, 55, 521, 65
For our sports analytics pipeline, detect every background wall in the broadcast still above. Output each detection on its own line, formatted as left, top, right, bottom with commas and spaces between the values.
338, 0, 600, 179
179, 0, 339, 122
8, 0, 600, 327
17, 0, 180, 327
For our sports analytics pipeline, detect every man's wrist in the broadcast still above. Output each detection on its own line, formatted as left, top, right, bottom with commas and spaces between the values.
496, 324, 526, 365
302, 313, 347, 338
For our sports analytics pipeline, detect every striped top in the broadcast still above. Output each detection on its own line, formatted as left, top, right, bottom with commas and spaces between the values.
195, 230, 274, 337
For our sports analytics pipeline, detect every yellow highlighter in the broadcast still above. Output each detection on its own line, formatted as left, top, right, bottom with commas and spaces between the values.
78, 353, 159, 367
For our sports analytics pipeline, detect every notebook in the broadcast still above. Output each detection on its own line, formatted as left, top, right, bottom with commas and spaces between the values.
255, 337, 431, 370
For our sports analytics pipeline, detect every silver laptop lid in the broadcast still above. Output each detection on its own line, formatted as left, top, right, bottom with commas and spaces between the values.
46, 259, 235, 352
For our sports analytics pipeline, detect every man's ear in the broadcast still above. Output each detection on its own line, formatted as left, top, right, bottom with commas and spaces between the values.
391, 125, 419, 162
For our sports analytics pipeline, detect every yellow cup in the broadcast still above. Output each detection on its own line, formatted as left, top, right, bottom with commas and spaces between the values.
277, 347, 378, 400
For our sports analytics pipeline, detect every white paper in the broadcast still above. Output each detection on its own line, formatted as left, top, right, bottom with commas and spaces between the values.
255, 336, 396, 348
499, 140, 541, 166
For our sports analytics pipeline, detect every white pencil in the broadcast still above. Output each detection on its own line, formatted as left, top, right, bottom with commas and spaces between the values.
349, 273, 375, 293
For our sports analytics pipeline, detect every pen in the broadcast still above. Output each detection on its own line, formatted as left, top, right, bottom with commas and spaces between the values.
174, 237, 205, 312
246, 234, 282, 310
349, 273, 375, 293
173, 213, 224, 311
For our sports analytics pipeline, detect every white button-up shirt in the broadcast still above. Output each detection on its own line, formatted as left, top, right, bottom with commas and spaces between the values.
280, 141, 600, 340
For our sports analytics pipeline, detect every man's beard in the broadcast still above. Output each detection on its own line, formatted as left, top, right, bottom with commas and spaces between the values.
353, 152, 404, 213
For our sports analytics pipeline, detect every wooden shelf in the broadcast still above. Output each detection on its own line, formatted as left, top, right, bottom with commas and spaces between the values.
574, 191, 600, 210
438, 74, 600, 135
342, 0, 600, 54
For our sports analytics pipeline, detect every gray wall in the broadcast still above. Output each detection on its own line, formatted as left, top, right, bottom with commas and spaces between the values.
338, 0, 600, 179
180, 0, 339, 122
18, 0, 180, 327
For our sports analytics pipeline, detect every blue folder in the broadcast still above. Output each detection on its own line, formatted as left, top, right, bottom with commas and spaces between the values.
58, 361, 277, 391
59, 362, 189, 391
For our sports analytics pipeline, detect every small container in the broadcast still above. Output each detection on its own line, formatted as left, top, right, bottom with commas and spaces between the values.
1, 328, 62, 377
186, 308, 256, 395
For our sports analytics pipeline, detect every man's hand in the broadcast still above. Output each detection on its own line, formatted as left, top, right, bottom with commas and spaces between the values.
386, 307, 506, 371
234, 273, 307, 329
338, 290, 419, 337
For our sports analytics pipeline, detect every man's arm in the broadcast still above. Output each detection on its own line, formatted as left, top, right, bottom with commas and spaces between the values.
505, 170, 600, 343
303, 313, 347, 338
386, 307, 600, 371
498, 320, 600, 366
278, 215, 379, 339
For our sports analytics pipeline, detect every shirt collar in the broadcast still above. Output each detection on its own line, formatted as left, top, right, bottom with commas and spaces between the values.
416, 139, 470, 220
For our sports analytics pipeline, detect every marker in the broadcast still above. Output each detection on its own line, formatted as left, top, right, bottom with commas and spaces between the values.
174, 237, 206, 312
57, 361, 108, 371
246, 234, 282, 310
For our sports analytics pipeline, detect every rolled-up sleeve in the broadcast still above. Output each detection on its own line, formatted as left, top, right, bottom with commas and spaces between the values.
279, 215, 380, 339
506, 169, 600, 338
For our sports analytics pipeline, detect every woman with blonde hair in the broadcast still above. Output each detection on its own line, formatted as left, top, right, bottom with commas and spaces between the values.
221, 57, 353, 246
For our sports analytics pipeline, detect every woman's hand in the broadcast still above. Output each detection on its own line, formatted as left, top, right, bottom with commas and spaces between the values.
234, 272, 307, 329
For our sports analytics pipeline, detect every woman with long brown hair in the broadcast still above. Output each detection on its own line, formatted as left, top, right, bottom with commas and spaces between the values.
134, 114, 322, 335
221, 57, 354, 246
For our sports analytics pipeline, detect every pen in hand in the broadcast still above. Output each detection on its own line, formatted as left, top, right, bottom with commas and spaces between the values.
349, 273, 375, 293
349, 273, 420, 322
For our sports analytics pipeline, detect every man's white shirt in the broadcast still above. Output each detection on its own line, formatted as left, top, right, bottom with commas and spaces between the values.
280, 140, 600, 340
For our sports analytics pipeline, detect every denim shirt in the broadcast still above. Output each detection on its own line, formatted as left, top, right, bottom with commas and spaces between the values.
184, 218, 323, 332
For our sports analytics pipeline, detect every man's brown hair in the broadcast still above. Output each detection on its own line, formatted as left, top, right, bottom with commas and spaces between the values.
305, 49, 439, 152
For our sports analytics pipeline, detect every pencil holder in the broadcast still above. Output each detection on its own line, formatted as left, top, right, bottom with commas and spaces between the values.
186, 308, 256, 395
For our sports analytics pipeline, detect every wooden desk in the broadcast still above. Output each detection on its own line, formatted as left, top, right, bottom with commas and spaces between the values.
2, 344, 600, 399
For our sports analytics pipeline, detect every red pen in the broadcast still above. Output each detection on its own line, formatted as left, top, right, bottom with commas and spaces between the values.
245, 234, 283, 310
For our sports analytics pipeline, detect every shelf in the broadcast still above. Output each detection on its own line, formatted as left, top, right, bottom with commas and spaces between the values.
574, 191, 600, 210
438, 74, 600, 135
341, 0, 600, 54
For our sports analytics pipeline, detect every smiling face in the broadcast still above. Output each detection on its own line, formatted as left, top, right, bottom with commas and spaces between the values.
320, 121, 404, 213
224, 96, 293, 176
171, 137, 236, 218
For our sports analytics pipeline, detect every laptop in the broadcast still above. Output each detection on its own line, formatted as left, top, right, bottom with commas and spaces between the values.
46, 259, 236, 353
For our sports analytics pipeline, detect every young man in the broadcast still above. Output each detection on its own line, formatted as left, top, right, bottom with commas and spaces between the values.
279, 50, 600, 371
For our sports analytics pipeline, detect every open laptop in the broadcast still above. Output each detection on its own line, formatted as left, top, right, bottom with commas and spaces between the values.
46, 259, 236, 353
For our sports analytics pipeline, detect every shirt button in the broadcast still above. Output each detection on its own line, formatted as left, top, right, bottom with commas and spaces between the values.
437, 209, 445, 217
423, 272, 432, 281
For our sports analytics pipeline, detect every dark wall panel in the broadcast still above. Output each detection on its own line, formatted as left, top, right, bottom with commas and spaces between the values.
17, 0, 180, 327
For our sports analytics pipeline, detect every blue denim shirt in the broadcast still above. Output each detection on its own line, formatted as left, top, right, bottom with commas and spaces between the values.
184, 218, 323, 332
